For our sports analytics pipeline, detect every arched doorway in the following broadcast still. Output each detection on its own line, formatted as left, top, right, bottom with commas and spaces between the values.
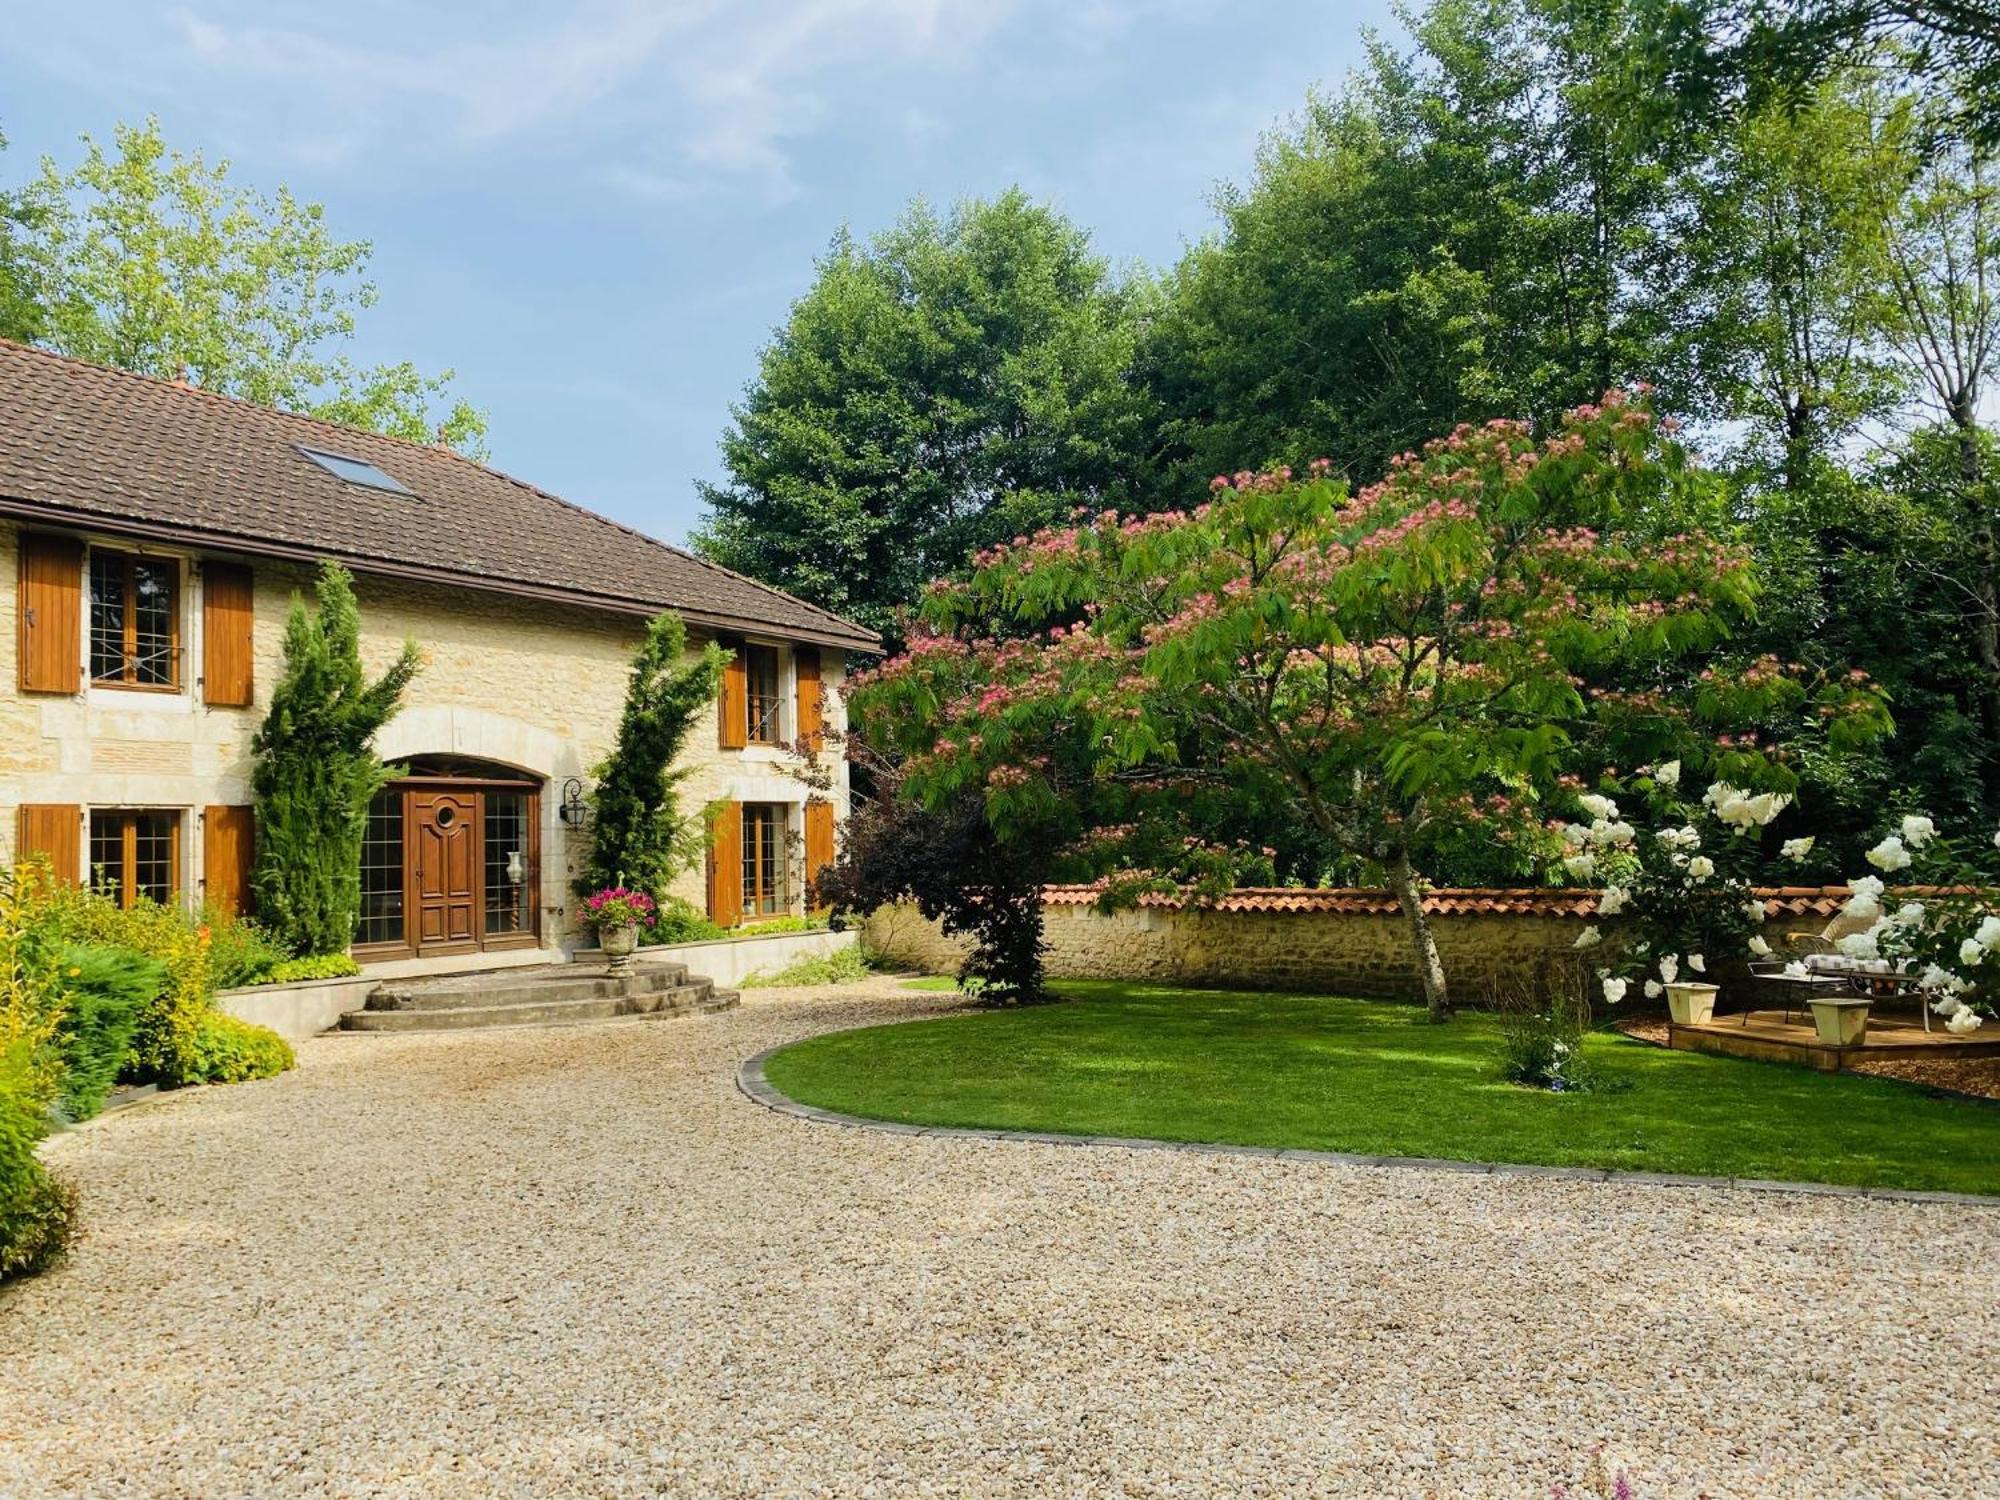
356, 756, 543, 960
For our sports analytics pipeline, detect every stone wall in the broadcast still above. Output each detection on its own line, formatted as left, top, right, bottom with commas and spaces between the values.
865, 891, 1840, 1002
634, 927, 857, 988
866, 902, 1593, 1000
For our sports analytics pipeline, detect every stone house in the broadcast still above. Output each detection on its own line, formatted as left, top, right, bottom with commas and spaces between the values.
0, 340, 876, 972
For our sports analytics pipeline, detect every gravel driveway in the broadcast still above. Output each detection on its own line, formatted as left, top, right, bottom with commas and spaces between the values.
4, 980, 1995, 1498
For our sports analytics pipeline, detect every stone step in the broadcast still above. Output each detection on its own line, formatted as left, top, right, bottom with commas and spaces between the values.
366, 963, 691, 1012
341, 983, 738, 1033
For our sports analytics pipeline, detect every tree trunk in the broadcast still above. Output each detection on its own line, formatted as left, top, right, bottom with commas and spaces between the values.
1952, 417, 2000, 804
1386, 849, 1451, 1023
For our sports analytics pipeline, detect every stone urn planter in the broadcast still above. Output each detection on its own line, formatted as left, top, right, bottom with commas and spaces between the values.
1808, 996, 1871, 1047
1665, 981, 1720, 1026
599, 922, 640, 973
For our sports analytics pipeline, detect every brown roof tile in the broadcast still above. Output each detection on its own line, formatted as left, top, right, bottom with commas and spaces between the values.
1042, 884, 1861, 918
0, 340, 878, 650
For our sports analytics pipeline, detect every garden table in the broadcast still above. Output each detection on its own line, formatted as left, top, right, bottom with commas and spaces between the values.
1746, 961, 1857, 1026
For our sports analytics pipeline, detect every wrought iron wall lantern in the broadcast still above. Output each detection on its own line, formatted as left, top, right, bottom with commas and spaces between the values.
557, 777, 590, 828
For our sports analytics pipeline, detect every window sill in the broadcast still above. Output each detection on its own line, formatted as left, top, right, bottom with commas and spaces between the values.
89, 679, 185, 695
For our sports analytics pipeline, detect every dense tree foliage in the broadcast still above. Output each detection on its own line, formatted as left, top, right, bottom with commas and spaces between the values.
696, 0, 1992, 882
1647, 1, 2000, 145
853, 395, 1889, 1017
0, 132, 39, 346
692, 190, 1153, 642
1, 119, 484, 449
1143, 0, 1691, 497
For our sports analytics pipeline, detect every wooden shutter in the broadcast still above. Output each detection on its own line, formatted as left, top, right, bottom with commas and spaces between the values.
718, 643, 748, 750
15, 804, 80, 884
706, 800, 743, 927
795, 647, 823, 749
201, 562, 255, 706
17, 533, 81, 694
203, 805, 255, 916
804, 800, 835, 909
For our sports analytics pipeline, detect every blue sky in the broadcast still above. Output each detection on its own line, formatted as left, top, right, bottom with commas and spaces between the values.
3, 1, 1401, 545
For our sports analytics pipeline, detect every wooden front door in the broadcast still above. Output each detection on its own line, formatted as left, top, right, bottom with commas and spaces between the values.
411, 788, 479, 953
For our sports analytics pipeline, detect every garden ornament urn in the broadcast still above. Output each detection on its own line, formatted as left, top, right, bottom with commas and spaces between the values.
600, 922, 640, 973
1665, 981, 1719, 1026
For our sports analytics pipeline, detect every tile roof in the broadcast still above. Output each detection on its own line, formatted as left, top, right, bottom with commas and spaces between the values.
1043, 884, 1859, 918
0, 340, 878, 651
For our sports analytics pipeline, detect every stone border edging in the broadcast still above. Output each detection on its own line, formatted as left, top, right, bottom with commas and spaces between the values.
737, 1044, 1997, 1209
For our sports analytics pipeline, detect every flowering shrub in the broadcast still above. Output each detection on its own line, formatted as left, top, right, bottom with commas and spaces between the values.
1562, 766, 1998, 1032
580, 887, 657, 931
1814, 814, 1998, 1034
1555, 762, 1791, 1005
851, 391, 1887, 1020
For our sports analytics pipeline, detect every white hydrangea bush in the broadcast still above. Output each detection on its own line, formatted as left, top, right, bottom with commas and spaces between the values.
1558, 773, 1997, 1030
1551, 763, 1784, 1008
1806, 815, 1998, 1034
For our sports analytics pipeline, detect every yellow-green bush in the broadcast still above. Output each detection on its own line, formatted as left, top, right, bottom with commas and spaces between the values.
257, 952, 361, 985
2, 1038, 75, 1281
41, 887, 214, 1082
37, 879, 297, 1086
1, 865, 295, 1283
2, 868, 75, 1280
175, 1011, 294, 1085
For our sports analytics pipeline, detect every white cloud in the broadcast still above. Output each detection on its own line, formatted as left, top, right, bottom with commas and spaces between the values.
136, 0, 1016, 196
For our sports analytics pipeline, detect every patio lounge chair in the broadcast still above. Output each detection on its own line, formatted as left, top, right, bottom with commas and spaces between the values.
1749, 911, 1938, 1031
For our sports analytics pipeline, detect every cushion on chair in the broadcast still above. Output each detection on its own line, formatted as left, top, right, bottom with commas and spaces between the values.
1801, 953, 1895, 976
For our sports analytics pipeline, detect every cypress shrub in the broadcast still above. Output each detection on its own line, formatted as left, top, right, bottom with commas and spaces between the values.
252, 563, 418, 956
581, 612, 728, 898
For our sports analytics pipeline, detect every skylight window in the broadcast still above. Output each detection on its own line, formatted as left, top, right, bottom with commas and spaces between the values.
297, 446, 412, 495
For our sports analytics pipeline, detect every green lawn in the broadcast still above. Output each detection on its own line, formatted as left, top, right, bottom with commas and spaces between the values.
764, 982, 2000, 1195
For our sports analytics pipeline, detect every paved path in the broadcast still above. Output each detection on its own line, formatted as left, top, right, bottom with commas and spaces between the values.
3, 981, 1994, 1498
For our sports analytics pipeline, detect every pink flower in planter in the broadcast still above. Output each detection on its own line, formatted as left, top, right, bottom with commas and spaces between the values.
582, 887, 658, 930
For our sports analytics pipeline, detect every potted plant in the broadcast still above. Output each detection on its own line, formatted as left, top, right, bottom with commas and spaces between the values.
581, 886, 657, 972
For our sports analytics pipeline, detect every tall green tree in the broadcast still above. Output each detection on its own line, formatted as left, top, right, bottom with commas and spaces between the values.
251, 564, 419, 957
1866, 107, 2000, 789
1645, 1, 2000, 146
0, 132, 41, 344
692, 190, 1153, 641
1681, 73, 1911, 488
1143, 0, 1686, 498
581, 613, 729, 898
12, 118, 484, 449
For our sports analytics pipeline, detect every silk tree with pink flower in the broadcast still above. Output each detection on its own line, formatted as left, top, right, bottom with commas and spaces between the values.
850, 392, 1888, 1021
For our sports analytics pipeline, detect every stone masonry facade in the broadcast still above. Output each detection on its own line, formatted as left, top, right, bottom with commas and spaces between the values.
1, 519, 849, 946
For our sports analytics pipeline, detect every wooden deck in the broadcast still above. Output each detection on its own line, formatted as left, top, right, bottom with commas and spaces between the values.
1670, 1008, 2000, 1071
